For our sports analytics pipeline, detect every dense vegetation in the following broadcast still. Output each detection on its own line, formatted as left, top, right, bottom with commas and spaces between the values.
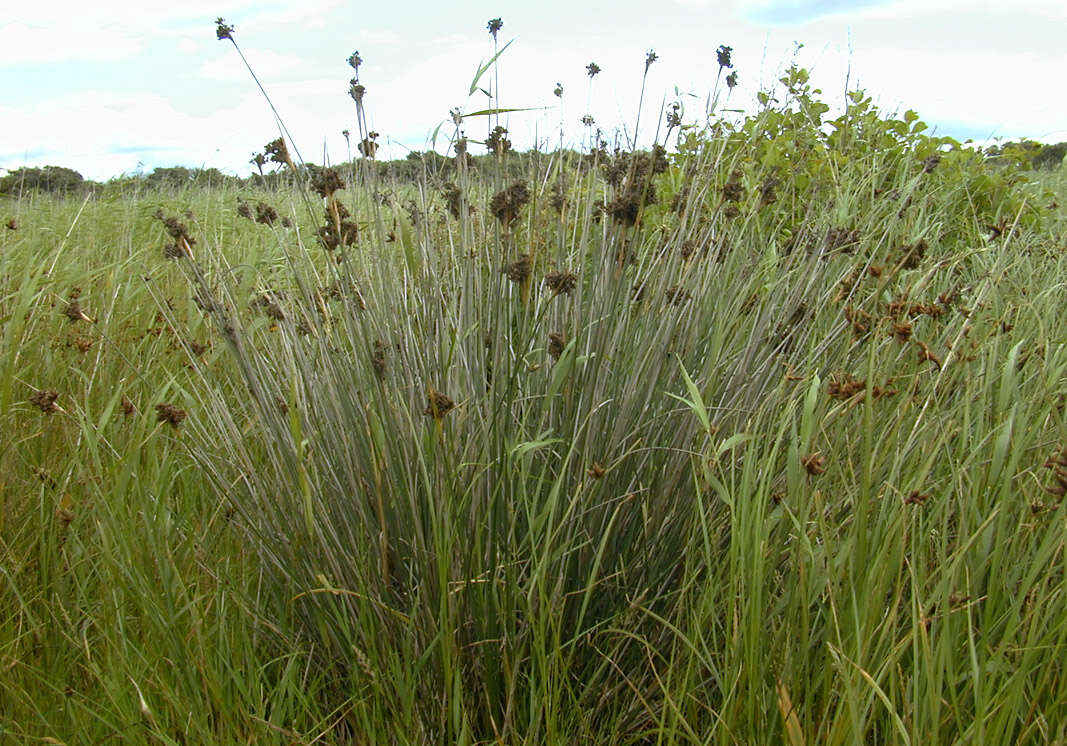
2, 142, 1065, 198
2, 21, 1067, 745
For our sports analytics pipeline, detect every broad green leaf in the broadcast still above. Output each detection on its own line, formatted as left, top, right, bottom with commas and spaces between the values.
468, 38, 514, 95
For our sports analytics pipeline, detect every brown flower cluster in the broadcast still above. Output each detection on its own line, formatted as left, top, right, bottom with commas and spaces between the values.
603, 146, 669, 226
441, 182, 467, 219
424, 385, 455, 419
264, 138, 293, 170
30, 388, 60, 413
318, 203, 359, 250
154, 209, 195, 258
664, 285, 692, 305
252, 292, 285, 321
827, 373, 897, 403
311, 167, 345, 199
359, 132, 379, 159
548, 332, 566, 361
722, 170, 745, 203
504, 254, 532, 284
802, 452, 826, 476
894, 239, 928, 270
758, 174, 780, 208
490, 181, 530, 229
1043, 446, 1067, 498
544, 270, 577, 296
156, 403, 187, 428
487, 126, 511, 156
371, 339, 387, 378
824, 227, 859, 253
215, 17, 234, 40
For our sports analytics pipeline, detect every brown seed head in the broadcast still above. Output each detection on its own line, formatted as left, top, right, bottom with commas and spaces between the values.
486, 126, 512, 156
716, 44, 733, 69
255, 202, 278, 225
904, 490, 931, 505
548, 332, 566, 361
215, 17, 234, 40
264, 138, 290, 167
30, 389, 60, 414
915, 340, 943, 370
504, 254, 533, 284
489, 181, 530, 228
758, 175, 779, 207
544, 270, 577, 296
372, 339, 387, 378
828, 373, 866, 401
722, 173, 745, 203
358, 134, 379, 158
892, 321, 913, 343
664, 285, 692, 305
311, 168, 345, 199
63, 299, 87, 323
156, 403, 187, 428
802, 452, 826, 476
424, 386, 455, 419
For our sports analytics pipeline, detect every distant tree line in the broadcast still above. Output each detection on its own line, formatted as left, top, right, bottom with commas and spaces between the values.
0, 150, 562, 196
4, 139, 1064, 197
983, 140, 1067, 170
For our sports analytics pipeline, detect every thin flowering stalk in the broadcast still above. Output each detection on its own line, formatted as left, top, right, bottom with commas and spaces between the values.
214, 18, 306, 170
487, 18, 503, 136
632, 50, 658, 149
708, 44, 735, 122
584, 62, 601, 151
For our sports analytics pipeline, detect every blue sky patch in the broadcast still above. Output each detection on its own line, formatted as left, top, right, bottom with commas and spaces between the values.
743, 0, 893, 26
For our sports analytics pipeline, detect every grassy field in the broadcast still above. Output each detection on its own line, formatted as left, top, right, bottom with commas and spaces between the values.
3, 32, 1067, 744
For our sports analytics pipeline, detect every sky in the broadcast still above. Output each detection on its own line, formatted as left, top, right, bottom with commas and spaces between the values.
2, 0, 1065, 182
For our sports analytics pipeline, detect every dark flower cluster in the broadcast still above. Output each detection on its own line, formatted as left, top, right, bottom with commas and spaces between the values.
156, 403, 187, 428
603, 146, 669, 226
544, 270, 577, 295
30, 388, 60, 413
317, 203, 359, 250
424, 385, 455, 419
489, 181, 530, 228
487, 126, 511, 156
311, 167, 345, 199
264, 138, 292, 169
215, 17, 234, 40
504, 254, 532, 284
154, 209, 195, 258
441, 182, 466, 220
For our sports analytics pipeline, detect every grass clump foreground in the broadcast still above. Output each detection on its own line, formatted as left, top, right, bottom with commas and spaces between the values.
3, 22, 1067, 746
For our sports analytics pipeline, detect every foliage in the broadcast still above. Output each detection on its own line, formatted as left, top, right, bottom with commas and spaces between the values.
0, 165, 90, 195
3, 30, 1067, 746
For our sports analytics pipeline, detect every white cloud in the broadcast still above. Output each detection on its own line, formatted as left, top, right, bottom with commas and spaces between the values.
5, 0, 1067, 182
0, 90, 273, 179
197, 48, 332, 83
0, 19, 144, 64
